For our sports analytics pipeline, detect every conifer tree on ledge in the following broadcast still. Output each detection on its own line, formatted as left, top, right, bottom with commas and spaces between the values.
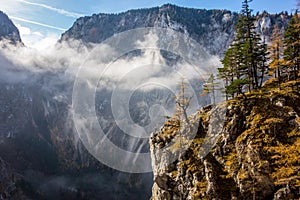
218, 0, 268, 98
283, 10, 300, 83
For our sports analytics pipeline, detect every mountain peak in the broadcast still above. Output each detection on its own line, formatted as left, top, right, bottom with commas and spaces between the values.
60, 5, 290, 57
159, 3, 177, 9
0, 11, 22, 45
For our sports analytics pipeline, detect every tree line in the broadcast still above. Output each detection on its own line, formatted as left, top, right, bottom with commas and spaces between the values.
217, 0, 300, 99
175, 0, 299, 122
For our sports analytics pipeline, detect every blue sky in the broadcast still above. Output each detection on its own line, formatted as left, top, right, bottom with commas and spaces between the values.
0, 0, 298, 48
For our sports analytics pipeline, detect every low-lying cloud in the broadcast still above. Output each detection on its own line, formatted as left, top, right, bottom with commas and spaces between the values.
0, 28, 221, 86
0, 28, 224, 173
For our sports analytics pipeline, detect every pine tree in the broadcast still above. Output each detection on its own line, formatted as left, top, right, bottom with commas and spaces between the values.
240, 0, 268, 90
219, 44, 248, 98
257, 37, 269, 87
268, 25, 284, 87
218, 0, 268, 97
283, 11, 300, 81
219, 47, 236, 98
232, 8, 252, 92
202, 74, 222, 104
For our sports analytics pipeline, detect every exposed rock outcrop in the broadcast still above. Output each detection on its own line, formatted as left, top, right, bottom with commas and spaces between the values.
60, 4, 290, 57
150, 85, 300, 199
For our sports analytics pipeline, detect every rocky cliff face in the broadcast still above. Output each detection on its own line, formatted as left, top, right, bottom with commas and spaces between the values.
0, 157, 28, 199
150, 81, 300, 199
0, 11, 22, 44
61, 4, 290, 56
0, 5, 295, 200
0, 73, 153, 199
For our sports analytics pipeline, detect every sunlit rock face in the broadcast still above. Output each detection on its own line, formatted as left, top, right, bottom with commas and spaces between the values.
61, 4, 290, 57
150, 91, 300, 200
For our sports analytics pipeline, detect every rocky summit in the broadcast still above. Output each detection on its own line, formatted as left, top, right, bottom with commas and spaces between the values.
0, 11, 22, 44
61, 4, 290, 57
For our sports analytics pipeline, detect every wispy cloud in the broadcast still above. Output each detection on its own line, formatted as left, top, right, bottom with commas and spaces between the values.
16, 23, 43, 36
10, 16, 67, 31
17, 0, 84, 18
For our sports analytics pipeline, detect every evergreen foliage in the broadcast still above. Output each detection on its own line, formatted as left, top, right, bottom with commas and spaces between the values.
218, 0, 268, 97
202, 74, 222, 104
283, 11, 300, 81
218, 1, 300, 97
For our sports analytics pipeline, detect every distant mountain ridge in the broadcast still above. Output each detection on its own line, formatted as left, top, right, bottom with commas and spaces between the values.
60, 4, 291, 56
0, 11, 22, 44
0, 5, 295, 200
